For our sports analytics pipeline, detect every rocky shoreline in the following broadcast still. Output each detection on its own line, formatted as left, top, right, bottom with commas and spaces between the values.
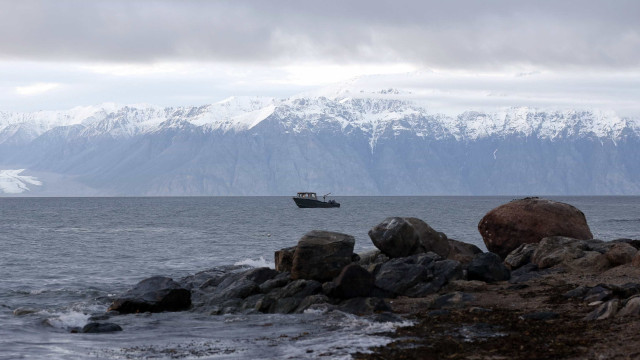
97, 197, 640, 359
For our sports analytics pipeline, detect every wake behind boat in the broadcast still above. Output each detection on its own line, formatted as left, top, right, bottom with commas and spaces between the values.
293, 192, 340, 208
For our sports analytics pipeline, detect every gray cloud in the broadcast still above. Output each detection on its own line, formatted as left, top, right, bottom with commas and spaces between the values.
0, 0, 639, 70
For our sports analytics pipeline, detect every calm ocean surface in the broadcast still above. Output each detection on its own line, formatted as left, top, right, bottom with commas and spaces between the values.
1, 196, 639, 359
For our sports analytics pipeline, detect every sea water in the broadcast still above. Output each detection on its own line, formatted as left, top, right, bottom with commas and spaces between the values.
1, 196, 638, 359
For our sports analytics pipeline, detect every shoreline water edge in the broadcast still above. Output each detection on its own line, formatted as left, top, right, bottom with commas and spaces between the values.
45, 196, 640, 359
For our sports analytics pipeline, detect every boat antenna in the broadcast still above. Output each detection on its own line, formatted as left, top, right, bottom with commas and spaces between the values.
323, 192, 331, 197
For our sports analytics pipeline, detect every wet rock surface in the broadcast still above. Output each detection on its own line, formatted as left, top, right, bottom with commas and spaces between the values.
108, 276, 191, 314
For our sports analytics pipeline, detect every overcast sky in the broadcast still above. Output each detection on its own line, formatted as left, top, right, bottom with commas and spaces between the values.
1, 0, 638, 114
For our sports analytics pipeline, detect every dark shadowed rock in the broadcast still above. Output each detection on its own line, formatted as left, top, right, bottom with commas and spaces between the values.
295, 294, 331, 313
446, 239, 483, 264
519, 311, 559, 321
478, 197, 593, 259
329, 264, 374, 299
337, 297, 391, 315
81, 322, 123, 333
584, 286, 613, 303
275, 246, 296, 272
429, 292, 476, 309
467, 252, 510, 283
508, 263, 540, 284
563, 285, 589, 299
291, 231, 355, 282
373, 253, 462, 297
256, 279, 322, 314
374, 253, 438, 297
404, 260, 463, 297
108, 276, 191, 314
368, 217, 450, 258
259, 272, 291, 293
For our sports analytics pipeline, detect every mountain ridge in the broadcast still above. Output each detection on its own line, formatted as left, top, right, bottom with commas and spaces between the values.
1, 92, 639, 196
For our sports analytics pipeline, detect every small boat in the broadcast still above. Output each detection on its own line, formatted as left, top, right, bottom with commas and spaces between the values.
293, 192, 340, 208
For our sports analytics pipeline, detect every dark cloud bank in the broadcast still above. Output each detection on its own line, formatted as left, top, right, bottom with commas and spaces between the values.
1, 0, 638, 70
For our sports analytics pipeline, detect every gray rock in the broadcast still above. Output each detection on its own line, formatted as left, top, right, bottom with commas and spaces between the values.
108, 276, 191, 314
504, 243, 538, 269
295, 294, 331, 313
563, 285, 589, 299
618, 296, 640, 317
584, 299, 619, 321
404, 260, 463, 297
259, 272, 291, 293
179, 265, 245, 290
291, 231, 355, 282
205, 267, 277, 302
531, 237, 612, 272
373, 253, 439, 297
257, 279, 322, 314
368, 217, 450, 258
583, 285, 613, 303
81, 322, 123, 333
467, 252, 511, 283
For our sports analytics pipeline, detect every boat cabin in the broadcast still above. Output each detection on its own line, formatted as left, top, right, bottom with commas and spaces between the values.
296, 192, 317, 199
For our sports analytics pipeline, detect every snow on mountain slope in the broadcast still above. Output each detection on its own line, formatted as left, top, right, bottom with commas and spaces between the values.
0, 169, 42, 194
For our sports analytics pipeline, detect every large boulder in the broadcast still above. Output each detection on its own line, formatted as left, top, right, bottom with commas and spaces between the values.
108, 276, 191, 314
368, 217, 450, 258
291, 230, 355, 282
478, 197, 593, 259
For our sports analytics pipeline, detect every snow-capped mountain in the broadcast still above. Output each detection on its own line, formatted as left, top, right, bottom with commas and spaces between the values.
0, 89, 639, 195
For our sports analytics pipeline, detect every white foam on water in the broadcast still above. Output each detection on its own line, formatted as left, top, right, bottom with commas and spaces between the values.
234, 256, 275, 269
43, 310, 90, 330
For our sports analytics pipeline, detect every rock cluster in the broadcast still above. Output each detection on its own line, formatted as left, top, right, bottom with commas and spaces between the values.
101, 197, 639, 334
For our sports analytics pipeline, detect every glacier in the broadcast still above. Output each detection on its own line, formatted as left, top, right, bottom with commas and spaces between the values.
0, 169, 42, 194
0, 91, 639, 196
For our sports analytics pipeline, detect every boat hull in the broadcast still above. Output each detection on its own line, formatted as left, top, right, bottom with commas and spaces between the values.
293, 198, 340, 208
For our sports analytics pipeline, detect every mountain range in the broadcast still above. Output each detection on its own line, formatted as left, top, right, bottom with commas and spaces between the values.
1, 84, 639, 196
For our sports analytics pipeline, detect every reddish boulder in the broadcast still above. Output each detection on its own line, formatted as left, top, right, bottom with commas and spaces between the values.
478, 197, 593, 259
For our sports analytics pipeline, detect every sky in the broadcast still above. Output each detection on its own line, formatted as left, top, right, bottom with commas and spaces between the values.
0, 0, 639, 115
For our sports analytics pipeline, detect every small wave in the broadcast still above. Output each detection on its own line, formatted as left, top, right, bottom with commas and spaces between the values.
607, 218, 640, 223
42, 310, 90, 330
234, 257, 275, 269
